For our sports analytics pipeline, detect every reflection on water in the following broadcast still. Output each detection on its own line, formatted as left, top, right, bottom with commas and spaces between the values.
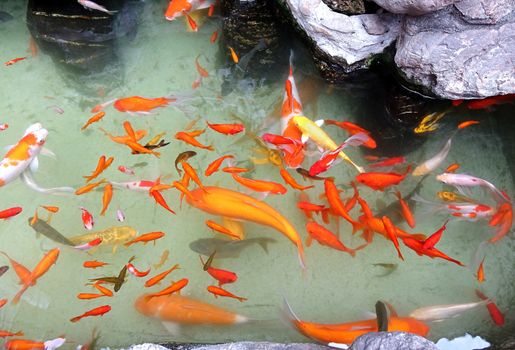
0, 0, 513, 348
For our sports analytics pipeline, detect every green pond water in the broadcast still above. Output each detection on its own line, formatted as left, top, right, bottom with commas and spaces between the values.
0, 1, 513, 348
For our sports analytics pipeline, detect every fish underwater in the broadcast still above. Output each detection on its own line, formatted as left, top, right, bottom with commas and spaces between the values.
27, 217, 74, 246
189, 238, 277, 258
69, 226, 137, 253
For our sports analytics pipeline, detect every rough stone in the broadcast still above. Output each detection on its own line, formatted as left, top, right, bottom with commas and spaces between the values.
454, 0, 514, 24
282, 0, 401, 80
321, 0, 365, 15
370, 0, 459, 15
349, 332, 439, 350
156, 343, 331, 350
395, 6, 515, 99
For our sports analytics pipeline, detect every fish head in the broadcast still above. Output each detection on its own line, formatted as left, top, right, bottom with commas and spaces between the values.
291, 116, 309, 131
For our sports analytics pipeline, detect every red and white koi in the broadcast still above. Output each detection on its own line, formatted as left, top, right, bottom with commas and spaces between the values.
80, 207, 94, 230
164, 0, 214, 21
116, 208, 125, 222
0, 124, 8, 131
412, 194, 495, 220
0, 123, 47, 188
127, 261, 151, 277
118, 165, 135, 176
110, 180, 156, 192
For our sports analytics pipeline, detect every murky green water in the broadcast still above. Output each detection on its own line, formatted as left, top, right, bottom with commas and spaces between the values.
0, 1, 513, 348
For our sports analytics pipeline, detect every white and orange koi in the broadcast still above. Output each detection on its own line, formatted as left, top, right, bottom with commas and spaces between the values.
164, 0, 214, 21
74, 238, 102, 251
110, 180, 156, 192
436, 173, 510, 202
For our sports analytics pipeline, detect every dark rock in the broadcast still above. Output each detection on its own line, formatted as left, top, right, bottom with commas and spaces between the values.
321, 0, 365, 15
220, 0, 283, 94
371, 0, 459, 15
0, 10, 14, 22
489, 336, 515, 350
349, 332, 439, 350
395, 6, 515, 99
26, 0, 140, 72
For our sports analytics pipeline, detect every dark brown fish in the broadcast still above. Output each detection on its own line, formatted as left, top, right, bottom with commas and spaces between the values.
296, 168, 332, 181
174, 151, 197, 176
0, 265, 9, 277
375, 300, 389, 332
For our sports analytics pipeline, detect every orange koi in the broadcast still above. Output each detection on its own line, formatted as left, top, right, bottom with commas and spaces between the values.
475, 289, 505, 326
0, 299, 7, 308
40, 205, 59, 213
83, 156, 112, 182
402, 236, 463, 266
444, 163, 460, 173
1, 251, 33, 285
100, 128, 147, 144
100, 184, 113, 216
75, 179, 106, 195
206, 220, 241, 240
4, 57, 27, 66
150, 189, 176, 214
200, 253, 238, 286
195, 55, 209, 77
355, 166, 411, 191
181, 161, 205, 190
381, 216, 404, 261
279, 167, 314, 191
283, 299, 429, 346
305, 222, 359, 257
297, 201, 326, 220
207, 285, 247, 302
146, 278, 189, 299
0, 330, 24, 337
173, 180, 197, 204
324, 178, 359, 233
210, 30, 218, 44
395, 190, 416, 228
205, 155, 234, 176
206, 121, 245, 135
325, 120, 376, 149
5, 339, 45, 350
231, 173, 287, 194
124, 231, 165, 247
91, 281, 113, 296
422, 219, 449, 249
208, 3, 215, 16
457, 120, 480, 129
70, 305, 111, 322
476, 257, 485, 283
83, 260, 109, 269
467, 94, 515, 110
184, 12, 198, 31
12, 248, 60, 304
344, 182, 359, 212
183, 129, 205, 137
81, 112, 106, 131
145, 264, 180, 287
488, 202, 512, 243
369, 156, 405, 168
114, 96, 174, 113
77, 293, 106, 300
175, 131, 214, 150
125, 140, 161, 157
222, 166, 249, 174
228, 47, 239, 63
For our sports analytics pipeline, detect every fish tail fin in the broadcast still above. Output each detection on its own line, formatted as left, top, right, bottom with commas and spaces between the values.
281, 296, 300, 324
206, 145, 215, 151
351, 220, 362, 235
11, 284, 29, 305
238, 297, 248, 302
410, 233, 427, 241
297, 244, 306, 271
257, 239, 273, 254
70, 315, 83, 323
15, 331, 24, 336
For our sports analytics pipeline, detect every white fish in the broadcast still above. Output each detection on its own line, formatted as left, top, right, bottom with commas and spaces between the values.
116, 208, 125, 222
436, 173, 509, 202
409, 300, 487, 322
78, 0, 117, 15
412, 194, 495, 221
44, 337, 66, 350
413, 137, 452, 176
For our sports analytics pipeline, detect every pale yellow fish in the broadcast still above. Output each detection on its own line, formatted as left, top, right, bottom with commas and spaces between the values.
292, 116, 364, 173
69, 226, 137, 254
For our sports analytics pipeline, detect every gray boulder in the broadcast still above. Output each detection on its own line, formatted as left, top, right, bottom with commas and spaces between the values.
371, 0, 459, 15
349, 332, 439, 350
454, 0, 515, 24
282, 0, 401, 80
395, 6, 515, 99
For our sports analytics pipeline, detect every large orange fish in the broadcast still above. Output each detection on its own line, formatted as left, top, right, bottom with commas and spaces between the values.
231, 173, 287, 194
324, 178, 359, 233
12, 248, 60, 304
135, 293, 248, 329
305, 222, 361, 257
185, 186, 305, 269
283, 299, 429, 345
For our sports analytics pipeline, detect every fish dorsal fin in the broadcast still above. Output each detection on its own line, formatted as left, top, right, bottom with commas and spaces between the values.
30, 157, 39, 173
301, 134, 309, 144
315, 119, 324, 127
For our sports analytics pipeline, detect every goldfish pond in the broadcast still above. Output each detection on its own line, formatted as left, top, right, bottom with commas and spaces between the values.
0, 0, 514, 349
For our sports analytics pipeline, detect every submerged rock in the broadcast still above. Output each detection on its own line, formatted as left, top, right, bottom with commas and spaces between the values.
0, 10, 14, 22
395, 6, 515, 99
159, 342, 331, 349
454, 0, 514, 24
349, 332, 438, 350
280, 0, 401, 81
370, 0, 458, 15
